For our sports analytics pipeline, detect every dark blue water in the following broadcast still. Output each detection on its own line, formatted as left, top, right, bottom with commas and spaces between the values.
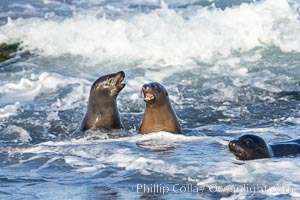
0, 0, 300, 199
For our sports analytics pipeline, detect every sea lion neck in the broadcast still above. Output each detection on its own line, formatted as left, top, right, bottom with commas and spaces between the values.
142, 102, 181, 134
145, 102, 171, 113
81, 93, 121, 131
87, 94, 117, 115
145, 100, 169, 109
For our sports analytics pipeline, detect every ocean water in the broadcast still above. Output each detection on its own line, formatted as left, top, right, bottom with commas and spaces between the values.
0, 0, 300, 199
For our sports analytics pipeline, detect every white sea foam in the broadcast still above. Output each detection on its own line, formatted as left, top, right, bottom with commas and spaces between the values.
0, 125, 32, 143
0, 72, 90, 106
1, 0, 300, 66
0, 102, 21, 118
31, 131, 211, 147
284, 117, 300, 125
226, 126, 300, 140
196, 158, 300, 198
17, 132, 221, 172
46, 111, 60, 121
0, 1, 299, 199
105, 150, 166, 170
10, 129, 300, 199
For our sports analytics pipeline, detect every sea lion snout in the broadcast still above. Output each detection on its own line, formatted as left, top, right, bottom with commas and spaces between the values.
114, 71, 126, 90
142, 83, 156, 103
115, 71, 125, 83
142, 84, 149, 91
117, 70, 125, 77
228, 140, 248, 160
228, 141, 236, 149
228, 140, 240, 153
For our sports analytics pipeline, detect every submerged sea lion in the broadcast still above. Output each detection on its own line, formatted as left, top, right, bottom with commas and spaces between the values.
79, 71, 125, 132
139, 82, 182, 134
228, 134, 300, 160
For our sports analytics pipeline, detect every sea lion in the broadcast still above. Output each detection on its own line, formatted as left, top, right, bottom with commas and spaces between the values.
228, 134, 300, 160
139, 82, 182, 134
79, 71, 125, 132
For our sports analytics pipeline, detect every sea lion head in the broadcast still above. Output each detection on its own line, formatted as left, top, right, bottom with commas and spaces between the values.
79, 71, 125, 132
142, 82, 169, 106
228, 134, 272, 160
90, 71, 125, 98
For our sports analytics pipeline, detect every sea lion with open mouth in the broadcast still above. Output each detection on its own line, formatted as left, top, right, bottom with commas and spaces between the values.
139, 82, 182, 134
79, 71, 126, 132
228, 134, 300, 160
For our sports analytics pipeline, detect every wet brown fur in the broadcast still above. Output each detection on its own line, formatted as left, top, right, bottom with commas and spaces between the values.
139, 82, 182, 134
79, 71, 125, 132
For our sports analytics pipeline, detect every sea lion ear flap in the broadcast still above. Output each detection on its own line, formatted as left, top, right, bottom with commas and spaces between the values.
166, 91, 168, 96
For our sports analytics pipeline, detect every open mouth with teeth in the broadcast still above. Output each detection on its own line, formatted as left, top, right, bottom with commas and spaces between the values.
143, 92, 156, 103
142, 83, 157, 104
144, 92, 155, 101
114, 71, 126, 90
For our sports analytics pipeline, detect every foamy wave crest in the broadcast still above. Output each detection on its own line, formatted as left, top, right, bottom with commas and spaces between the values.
0, 0, 300, 65
0, 125, 32, 143
0, 72, 90, 106
0, 102, 21, 119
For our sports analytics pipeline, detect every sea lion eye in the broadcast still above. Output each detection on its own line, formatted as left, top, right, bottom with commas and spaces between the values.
153, 83, 161, 92
244, 139, 253, 146
104, 78, 112, 86
95, 81, 104, 88
259, 144, 266, 149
